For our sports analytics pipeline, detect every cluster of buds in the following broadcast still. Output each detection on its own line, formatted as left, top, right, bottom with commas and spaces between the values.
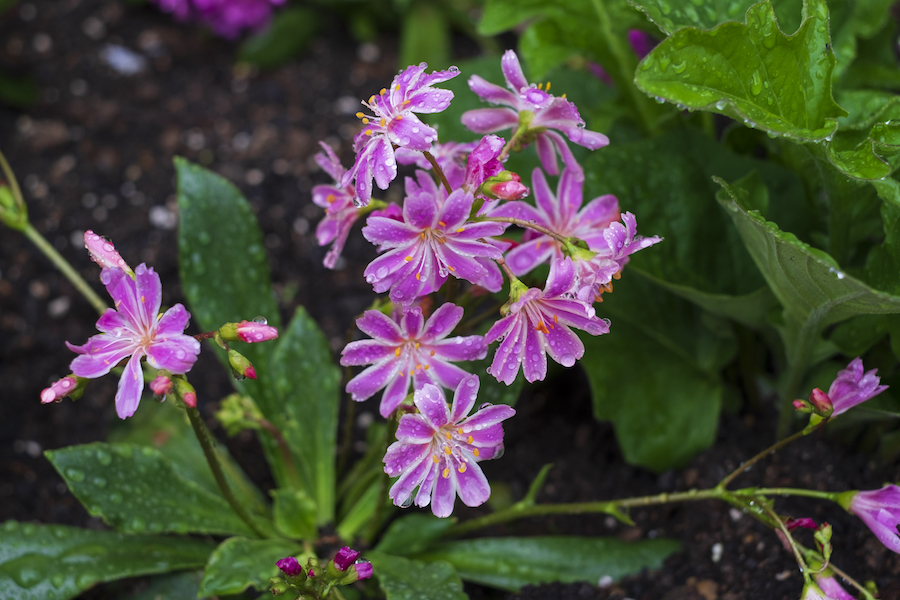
270, 548, 372, 599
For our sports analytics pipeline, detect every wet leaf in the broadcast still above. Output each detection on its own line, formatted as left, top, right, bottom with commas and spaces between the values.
367, 552, 467, 600
0, 521, 212, 600
272, 488, 317, 540
374, 515, 455, 557
197, 537, 301, 597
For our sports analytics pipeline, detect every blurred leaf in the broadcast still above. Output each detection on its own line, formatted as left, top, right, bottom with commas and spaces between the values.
478, 0, 548, 35
375, 515, 456, 557
367, 552, 467, 600
828, 314, 890, 356
271, 488, 317, 539
581, 275, 730, 471
198, 537, 301, 597
827, 0, 894, 80
838, 19, 900, 90
865, 178, 900, 294
127, 571, 204, 600
634, 0, 846, 142
0, 521, 212, 600
399, 3, 450, 70
238, 7, 318, 68
46, 443, 259, 537
0, 70, 38, 108
416, 536, 680, 592
269, 307, 340, 524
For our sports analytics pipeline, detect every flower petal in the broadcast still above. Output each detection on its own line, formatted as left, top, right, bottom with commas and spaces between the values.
415, 384, 450, 429
114, 354, 145, 419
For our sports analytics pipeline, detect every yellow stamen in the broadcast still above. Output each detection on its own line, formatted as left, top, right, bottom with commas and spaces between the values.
473, 448, 480, 457
444, 444, 451, 452
561, 93, 567, 98
535, 321, 550, 334
448, 265, 456, 272
368, 95, 376, 104
553, 315, 558, 324
458, 463, 467, 474
362, 118, 369, 125
432, 455, 439, 463
420, 232, 425, 240
380, 118, 386, 127
458, 427, 464, 434
365, 130, 373, 136
423, 364, 429, 370
430, 350, 435, 356
380, 88, 387, 95
537, 82, 543, 90
416, 272, 421, 281
438, 221, 446, 227
396, 115, 402, 120
546, 81, 551, 91
456, 227, 464, 233
404, 256, 413, 262
613, 271, 622, 280
416, 363, 423, 370
394, 347, 401, 357
415, 342, 420, 349
402, 99, 411, 105
356, 112, 364, 118
141, 295, 145, 303
326, 194, 336, 204
467, 435, 473, 443
442, 467, 450, 478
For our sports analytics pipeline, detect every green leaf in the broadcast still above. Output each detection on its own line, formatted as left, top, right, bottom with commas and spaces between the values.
865, 178, 900, 295
581, 275, 729, 471
634, 0, 846, 142
827, 0, 894, 80
45, 443, 257, 537
269, 307, 340, 524
826, 120, 900, 181
399, 3, 450, 70
0, 521, 212, 600
374, 515, 456, 557
367, 552, 467, 600
629, 0, 800, 35
416, 536, 680, 592
0, 70, 39, 108
715, 175, 900, 326
197, 537, 301, 597
335, 478, 387, 541
272, 488, 318, 540
478, 0, 548, 35
127, 571, 204, 600
238, 7, 318, 69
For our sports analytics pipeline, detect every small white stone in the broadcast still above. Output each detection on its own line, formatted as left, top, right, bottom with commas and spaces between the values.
711, 542, 723, 563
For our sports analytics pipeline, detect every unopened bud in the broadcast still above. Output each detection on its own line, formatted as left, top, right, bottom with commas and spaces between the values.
269, 577, 290, 596
792, 398, 812, 413
352, 561, 373, 581
174, 378, 197, 408
150, 374, 173, 396
40, 375, 83, 404
785, 517, 817, 531
84, 230, 133, 276
333, 547, 360, 572
220, 319, 279, 343
808, 388, 833, 417
228, 349, 257, 380
478, 171, 529, 201
277, 556, 303, 577
814, 522, 833, 561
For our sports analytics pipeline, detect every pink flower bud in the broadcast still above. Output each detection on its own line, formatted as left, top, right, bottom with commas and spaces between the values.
333, 547, 360, 572
792, 398, 812, 412
276, 556, 302, 577
808, 388, 833, 415
352, 561, 373, 581
785, 517, 817, 531
84, 230, 132, 275
150, 375, 173, 396
236, 320, 279, 343
183, 391, 197, 408
478, 171, 529, 201
40, 376, 78, 404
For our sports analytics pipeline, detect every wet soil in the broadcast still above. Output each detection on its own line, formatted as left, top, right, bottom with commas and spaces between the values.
1, 2, 898, 599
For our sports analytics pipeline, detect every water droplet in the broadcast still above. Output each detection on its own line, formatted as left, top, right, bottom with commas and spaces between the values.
91, 476, 107, 489
95, 448, 112, 466
65, 468, 85, 483
749, 70, 763, 96
559, 353, 576, 367
252, 316, 268, 325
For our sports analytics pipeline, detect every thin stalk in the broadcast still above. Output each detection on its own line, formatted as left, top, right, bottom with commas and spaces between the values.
364, 416, 397, 544
481, 216, 570, 246
447, 489, 721, 537
22, 223, 107, 315
829, 562, 876, 599
423, 151, 452, 195
0, 148, 24, 207
185, 406, 269, 538
742, 487, 839, 502
717, 422, 821, 490
763, 502, 808, 573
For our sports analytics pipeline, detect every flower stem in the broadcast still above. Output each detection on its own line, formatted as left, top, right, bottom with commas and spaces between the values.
716, 422, 820, 490
762, 502, 809, 573
21, 222, 108, 315
481, 216, 570, 246
185, 405, 269, 538
739, 487, 839, 502
423, 151, 452, 195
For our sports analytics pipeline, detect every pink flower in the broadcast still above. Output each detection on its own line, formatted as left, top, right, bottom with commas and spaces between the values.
826, 357, 888, 416
333, 547, 360, 571
383, 376, 515, 517
65, 265, 201, 419
312, 142, 361, 268
842, 484, 900, 554
485, 258, 609, 384
461, 50, 609, 178
149, 374, 173, 396
341, 303, 487, 418
276, 556, 302, 577
343, 63, 460, 205
361, 182, 507, 305
84, 230, 132, 275
40, 376, 80, 404
151, 0, 285, 38
235, 320, 279, 343
814, 575, 855, 600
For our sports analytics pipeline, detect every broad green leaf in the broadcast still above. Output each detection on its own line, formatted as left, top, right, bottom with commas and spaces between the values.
272, 488, 317, 539
826, 121, 900, 181
828, 0, 894, 80
269, 307, 340, 524
0, 521, 212, 600
582, 275, 729, 471
478, 0, 550, 35
197, 537, 301, 597
46, 443, 257, 537
630, 0, 800, 35
128, 571, 204, 600
374, 515, 455, 557
399, 3, 450, 70
716, 175, 900, 326
367, 552, 467, 600
238, 8, 318, 69
828, 314, 890, 356
865, 178, 900, 295
108, 400, 269, 519
416, 536, 680, 592
839, 19, 900, 90
634, 0, 847, 142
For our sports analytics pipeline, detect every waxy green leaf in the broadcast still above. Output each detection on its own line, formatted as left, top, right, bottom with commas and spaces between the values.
630, 0, 800, 35
198, 537, 301, 597
635, 0, 846, 142
238, 7, 318, 68
367, 552, 467, 600
46, 443, 257, 537
0, 521, 212, 600
374, 515, 456, 557
416, 536, 680, 592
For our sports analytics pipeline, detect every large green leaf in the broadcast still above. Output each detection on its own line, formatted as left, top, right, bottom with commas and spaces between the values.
128, 571, 204, 600
582, 275, 730, 471
865, 178, 900, 295
416, 536, 680, 592
46, 443, 257, 537
634, 0, 846, 142
197, 537, 301, 597
715, 175, 900, 326
237, 7, 318, 69
0, 521, 212, 600
630, 0, 800, 35
367, 552, 467, 600
374, 515, 456, 557
269, 307, 340, 524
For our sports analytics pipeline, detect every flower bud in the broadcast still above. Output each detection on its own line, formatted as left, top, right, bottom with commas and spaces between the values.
814, 522, 833, 562
277, 556, 303, 577
150, 374, 173, 396
269, 576, 290, 596
808, 388, 833, 417
228, 349, 257, 380
333, 547, 360, 572
219, 319, 279, 343
792, 398, 812, 413
84, 230, 133, 276
40, 375, 84, 404
174, 377, 197, 408
478, 171, 529, 201
785, 517, 817, 531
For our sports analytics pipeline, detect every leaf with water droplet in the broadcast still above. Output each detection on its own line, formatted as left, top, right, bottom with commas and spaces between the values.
367, 551, 467, 600
198, 537, 302, 597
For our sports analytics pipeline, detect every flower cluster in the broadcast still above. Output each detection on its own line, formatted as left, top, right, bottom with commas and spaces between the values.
151, 0, 285, 39
311, 51, 660, 517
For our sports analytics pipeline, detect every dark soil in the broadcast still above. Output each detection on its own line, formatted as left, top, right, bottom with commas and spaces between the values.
1, 2, 898, 600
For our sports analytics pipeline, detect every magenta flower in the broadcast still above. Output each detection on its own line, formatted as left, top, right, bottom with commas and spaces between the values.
486, 258, 609, 384
343, 63, 460, 205
276, 556, 302, 577
333, 547, 360, 572
826, 357, 888, 416
352, 562, 373, 581
494, 167, 620, 276
461, 50, 609, 178
152, 0, 285, 38
814, 575, 855, 600
341, 303, 487, 417
799, 584, 831, 600
383, 376, 515, 517
312, 142, 361, 269
842, 485, 900, 554
65, 265, 201, 419
235, 320, 279, 343
361, 185, 507, 305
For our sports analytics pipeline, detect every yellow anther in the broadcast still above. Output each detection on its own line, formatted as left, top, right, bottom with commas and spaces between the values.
535, 321, 550, 334
380, 88, 387, 95
456, 228, 464, 233
380, 118, 386, 127
442, 467, 450, 478
432, 455, 439, 463
415, 342, 420, 349
458, 427, 464, 434
438, 221, 446, 227
416, 363, 422, 370
420, 232, 425, 239
536, 240, 542, 250
444, 444, 452, 452
369, 95, 376, 104
613, 271, 622, 280
394, 347, 401, 357
537, 82, 543, 90
402, 99, 411, 105
458, 463, 467, 474
553, 315, 558, 324
546, 82, 551, 91
396, 115, 402, 120
356, 112, 364, 118
561, 93, 567, 98
404, 256, 413, 262
430, 350, 435, 356
365, 130, 373, 136
394, 84, 400, 90
362, 118, 369, 125
473, 448, 480, 457
416, 272, 421, 281
141, 295, 145, 303
448, 265, 456, 272
423, 364, 429, 370
467, 435, 473, 443
326, 194, 336, 203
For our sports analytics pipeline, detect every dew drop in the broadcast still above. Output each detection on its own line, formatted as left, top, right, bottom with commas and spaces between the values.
65, 468, 85, 483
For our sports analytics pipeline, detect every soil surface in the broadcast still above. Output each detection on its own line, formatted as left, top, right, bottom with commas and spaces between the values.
1, 2, 899, 600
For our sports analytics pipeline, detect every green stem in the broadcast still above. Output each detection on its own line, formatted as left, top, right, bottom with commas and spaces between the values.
481, 216, 570, 246
185, 406, 269, 538
22, 223, 108, 315
364, 416, 397, 544
762, 502, 808, 573
423, 151, 452, 195
717, 422, 821, 490
742, 487, 840, 502
447, 489, 721, 537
